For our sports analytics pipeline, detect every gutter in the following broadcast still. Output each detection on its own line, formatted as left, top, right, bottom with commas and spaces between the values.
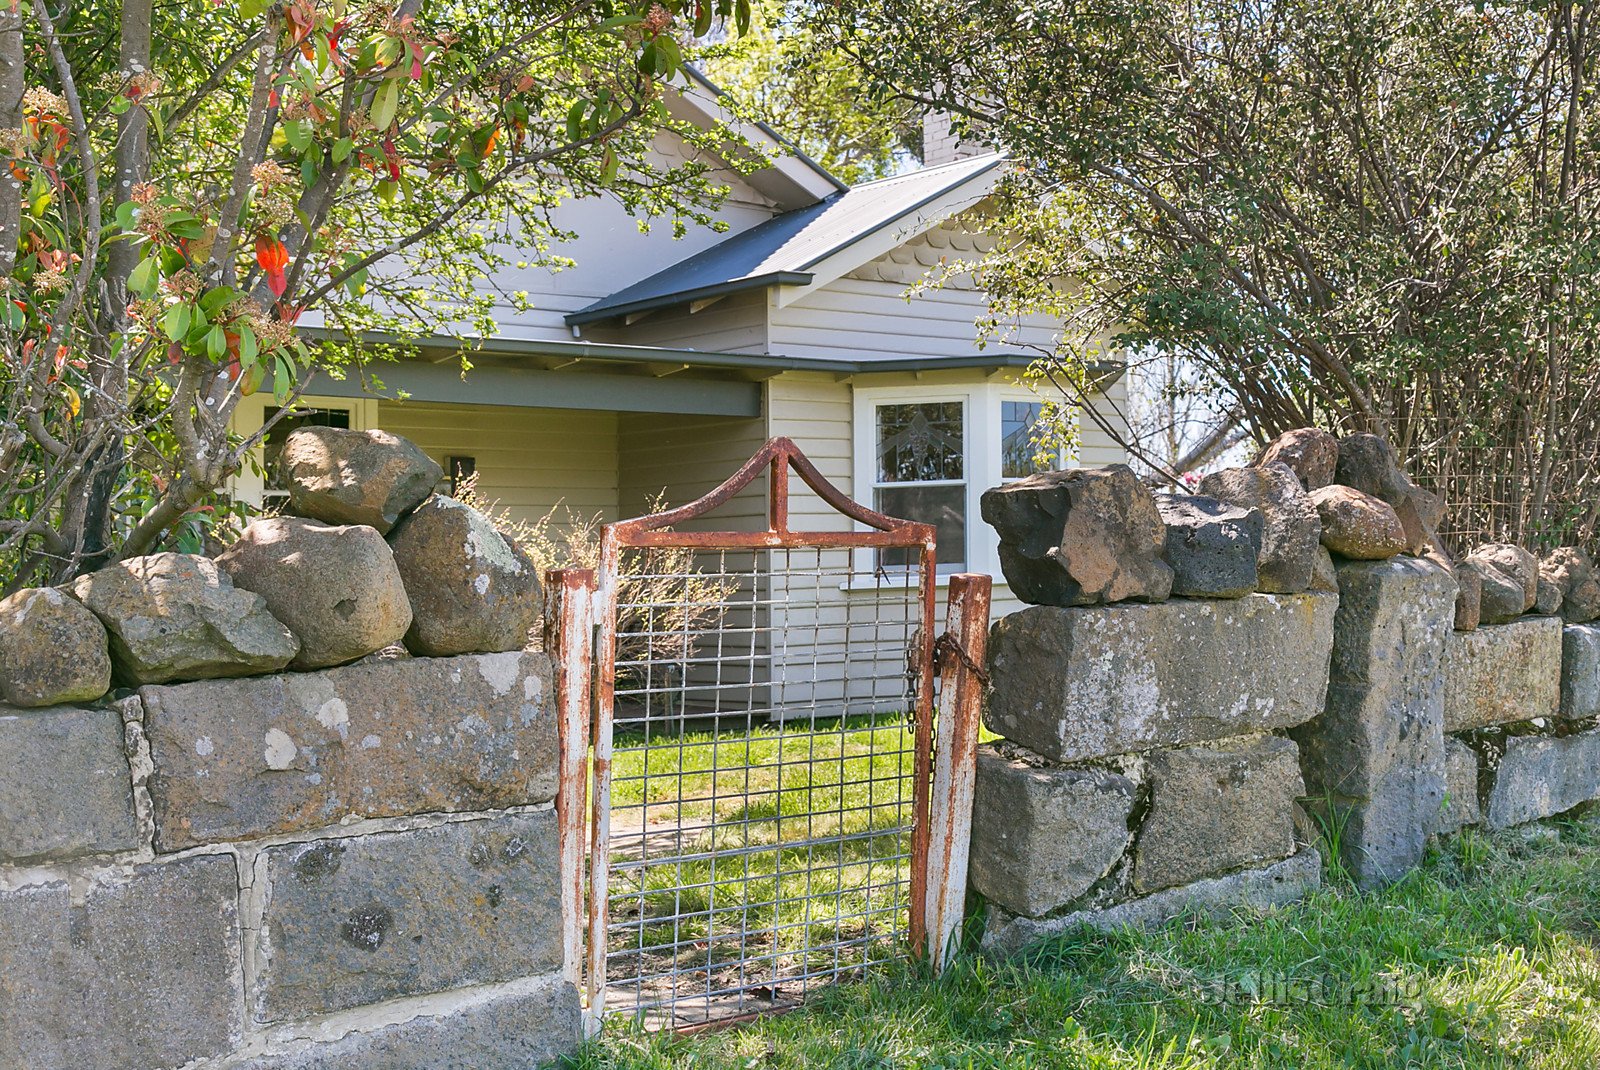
299, 326, 1124, 382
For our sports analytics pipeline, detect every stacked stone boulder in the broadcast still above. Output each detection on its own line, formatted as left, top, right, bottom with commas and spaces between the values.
0, 427, 542, 706
975, 464, 1333, 954
1233, 430, 1467, 887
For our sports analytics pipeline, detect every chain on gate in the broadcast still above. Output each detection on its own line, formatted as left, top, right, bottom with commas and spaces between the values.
546, 438, 992, 1034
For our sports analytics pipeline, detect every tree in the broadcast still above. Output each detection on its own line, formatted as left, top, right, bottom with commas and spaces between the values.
1, 0, 753, 593
810, 0, 1600, 548
700, 0, 919, 183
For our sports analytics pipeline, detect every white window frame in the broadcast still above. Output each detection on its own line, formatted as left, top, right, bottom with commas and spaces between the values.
228, 394, 379, 510
851, 383, 1076, 583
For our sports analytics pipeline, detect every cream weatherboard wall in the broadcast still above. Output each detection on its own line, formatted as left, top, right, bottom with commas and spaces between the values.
374, 402, 621, 526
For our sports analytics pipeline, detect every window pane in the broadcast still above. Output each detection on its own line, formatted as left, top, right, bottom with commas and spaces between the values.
875, 485, 966, 568
1002, 400, 1051, 478
876, 403, 963, 482
263, 407, 351, 491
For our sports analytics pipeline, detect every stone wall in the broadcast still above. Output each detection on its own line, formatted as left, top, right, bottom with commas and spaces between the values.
0, 426, 575, 1070
975, 594, 1334, 955
0, 652, 576, 1070
973, 430, 1600, 952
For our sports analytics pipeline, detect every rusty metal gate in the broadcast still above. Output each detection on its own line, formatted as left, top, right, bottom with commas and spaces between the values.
546, 438, 990, 1034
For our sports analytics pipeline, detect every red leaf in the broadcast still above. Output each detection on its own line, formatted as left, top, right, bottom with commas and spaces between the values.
256, 234, 290, 298
255, 234, 289, 273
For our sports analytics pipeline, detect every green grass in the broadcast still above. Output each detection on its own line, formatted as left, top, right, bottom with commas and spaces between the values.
604, 716, 919, 998
609, 715, 916, 826
573, 810, 1600, 1069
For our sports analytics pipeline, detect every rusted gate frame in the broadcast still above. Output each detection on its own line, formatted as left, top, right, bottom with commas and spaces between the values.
554, 436, 988, 1035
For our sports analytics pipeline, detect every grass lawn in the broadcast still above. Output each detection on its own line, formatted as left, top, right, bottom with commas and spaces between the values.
572, 808, 1600, 1069
602, 716, 923, 1024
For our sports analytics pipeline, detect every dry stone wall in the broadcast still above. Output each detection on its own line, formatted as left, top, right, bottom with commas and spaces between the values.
0, 653, 575, 1070
0, 428, 575, 1070
975, 431, 1600, 952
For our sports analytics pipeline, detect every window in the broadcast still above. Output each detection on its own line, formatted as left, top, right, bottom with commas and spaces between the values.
1001, 400, 1053, 479
853, 385, 1077, 582
872, 401, 967, 569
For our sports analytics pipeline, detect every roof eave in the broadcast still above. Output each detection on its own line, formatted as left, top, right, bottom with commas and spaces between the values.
670, 70, 847, 207
795, 155, 1006, 276
298, 326, 1123, 381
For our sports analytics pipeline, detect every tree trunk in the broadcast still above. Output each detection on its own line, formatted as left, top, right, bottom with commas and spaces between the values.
0, 5, 23, 280
77, 0, 155, 571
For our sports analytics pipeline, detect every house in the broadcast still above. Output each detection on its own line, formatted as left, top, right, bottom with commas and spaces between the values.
231, 71, 1128, 714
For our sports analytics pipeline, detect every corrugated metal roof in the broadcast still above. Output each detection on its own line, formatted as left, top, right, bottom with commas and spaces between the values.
565, 154, 1005, 325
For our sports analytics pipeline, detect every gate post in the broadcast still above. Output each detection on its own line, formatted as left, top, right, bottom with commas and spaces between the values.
546, 569, 596, 1001
923, 573, 992, 972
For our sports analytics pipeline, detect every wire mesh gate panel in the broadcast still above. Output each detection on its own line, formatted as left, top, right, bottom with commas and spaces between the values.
562, 437, 990, 1034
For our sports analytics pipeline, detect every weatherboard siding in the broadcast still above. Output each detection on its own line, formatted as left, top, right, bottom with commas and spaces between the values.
465, 131, 781, 344
616, 411, 769, 528
374, 401, 621, 527
586, 289, 770, 355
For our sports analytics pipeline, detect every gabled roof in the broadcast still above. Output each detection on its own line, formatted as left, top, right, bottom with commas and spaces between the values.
566, 153, 1006, 326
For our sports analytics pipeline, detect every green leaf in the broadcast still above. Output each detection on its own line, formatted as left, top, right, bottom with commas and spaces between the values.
566, 98, 587, 143
238, 326, 259, 366
371, 79, 400, 132
115, 201, 138, 231
284, 119, 312, 152
162, 303, 193, 342
127, 255, 158, 298
377, 178, 398, 202
333, 136, 355, 164
199, 286, 238, 315
240, 361, 266, 396
274, 353, 298, 402
205, 324, 227, 362
655, 35, 680, 75
240, 0, 270, 18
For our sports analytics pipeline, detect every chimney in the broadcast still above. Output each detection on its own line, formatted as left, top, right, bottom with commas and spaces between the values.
922, 110, 988, 167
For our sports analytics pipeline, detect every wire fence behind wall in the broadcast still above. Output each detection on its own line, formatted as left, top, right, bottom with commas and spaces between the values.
1407, 442, 1600, 559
